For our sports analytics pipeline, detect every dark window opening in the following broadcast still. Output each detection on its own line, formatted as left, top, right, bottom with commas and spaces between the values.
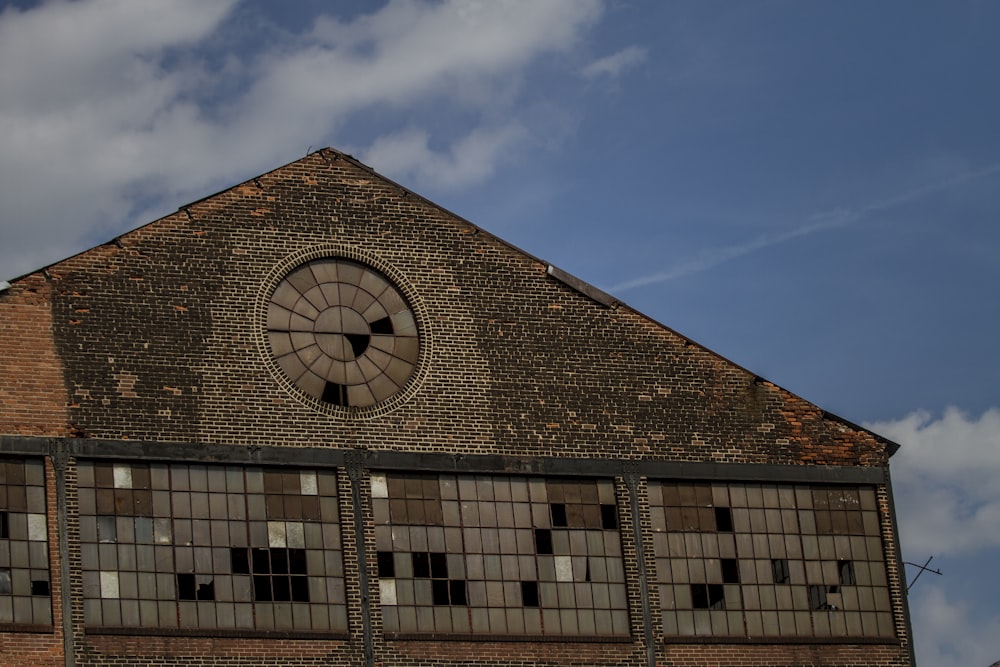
345, 333, 370, 358
251, 548, 270, 573
231, 548, 250, 574
290, 576, 310, 602
271, 577, 291, 603
288, 548, 307, 575
585, 559, 592, 582
412, 552, 430, 578
0, 568, 11, 595
838, 560, 856, 586
714, 506, 733, 532
412, 552, 448, 578
721, 558, 740, 584
322, 381, 348, 406
177, 573, 195, 600
254, 575, 273, 601
771, 559, 790, 584
31, 580, 50, 597
370, 317, 394, 335
271, 548, 288, 574
600, 504, 618, 529
449, 579, 467, 606
177, 574, 215, 601
234, 547, 310, 602
197, 582, 215, 600
808, 585, 838, 610
691, 583, 725, 610
521, 581, 540, 607
432, 579, 450, 605
377, 551, 396, 577
0, 511, 8, 538
534, 528, 553, 555
430, 552, 448, 578
550, 503, 567, 527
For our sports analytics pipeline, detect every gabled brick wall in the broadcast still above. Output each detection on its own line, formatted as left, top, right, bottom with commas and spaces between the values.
0, 149, 911, 666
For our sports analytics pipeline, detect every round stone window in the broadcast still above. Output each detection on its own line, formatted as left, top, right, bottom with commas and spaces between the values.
266, 258, 420, 408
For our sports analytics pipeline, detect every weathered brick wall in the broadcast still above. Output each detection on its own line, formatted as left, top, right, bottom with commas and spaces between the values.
0, 275, 69, 437
23, 150, 886, 467
0, 149, 909, 666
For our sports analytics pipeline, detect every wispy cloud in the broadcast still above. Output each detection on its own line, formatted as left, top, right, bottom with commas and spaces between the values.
361, 124, 527, 190
610, 162, 1000, 292
581, 45, 647, 79
0, 0, 604, 280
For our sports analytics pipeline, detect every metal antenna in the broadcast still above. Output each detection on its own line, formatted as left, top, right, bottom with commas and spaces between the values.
905, 555, 942, 591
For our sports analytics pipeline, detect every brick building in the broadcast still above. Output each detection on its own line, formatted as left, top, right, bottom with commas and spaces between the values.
0, 149, 914, 666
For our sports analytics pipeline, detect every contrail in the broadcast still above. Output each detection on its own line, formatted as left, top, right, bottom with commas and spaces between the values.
610, 163, 1000, 293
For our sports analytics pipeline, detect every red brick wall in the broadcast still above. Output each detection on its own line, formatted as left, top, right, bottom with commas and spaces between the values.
0, 275, 69, 436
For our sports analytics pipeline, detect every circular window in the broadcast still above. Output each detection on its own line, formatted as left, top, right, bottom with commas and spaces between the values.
266, 258, 420, 409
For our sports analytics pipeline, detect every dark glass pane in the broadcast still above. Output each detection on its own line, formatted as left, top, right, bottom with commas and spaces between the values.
449, 579, 467, 606
534, 529, 553, 555
721, 558, 740, 584
177, 573, 196, 600
708, 584, 725, 610
430, 552, 448, 578
808, 585, 828, 610
197, 580, 215, 601
432, 579, 450, 605
377, 551, 395, 577
271, 549, 288, 574
231, 548, 250, 574
600, 504, 618, 530
771, 559, 790, 584
253, 575, 273, 601
252, 548, 271, 573
521, 581, 539, 607
550, 503, 568, 527
272, 575, 291, 601
290, 576, 310, 602
714, 507, 733, 532
288, 548, 308, 575
838, 560, 856, 586
412, 552, 430, 578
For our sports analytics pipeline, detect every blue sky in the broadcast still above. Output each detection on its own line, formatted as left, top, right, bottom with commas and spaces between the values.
1, 2, 998, 664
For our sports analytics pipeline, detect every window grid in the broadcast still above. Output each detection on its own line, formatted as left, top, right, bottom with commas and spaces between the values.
373, 473, 630, 637
78, 461, 347, 633
0, 457, 51, 626
650, 482, 893, 639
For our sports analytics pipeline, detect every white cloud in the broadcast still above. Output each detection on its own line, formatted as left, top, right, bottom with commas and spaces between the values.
909, 583, 1000, 667
362, 124, 526, 191
581, 45, 647, 79
865, 407, 1000, 557
0, 0, 604, 279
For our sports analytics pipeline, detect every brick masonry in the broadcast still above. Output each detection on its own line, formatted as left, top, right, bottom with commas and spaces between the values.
0, 149, 912, 666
